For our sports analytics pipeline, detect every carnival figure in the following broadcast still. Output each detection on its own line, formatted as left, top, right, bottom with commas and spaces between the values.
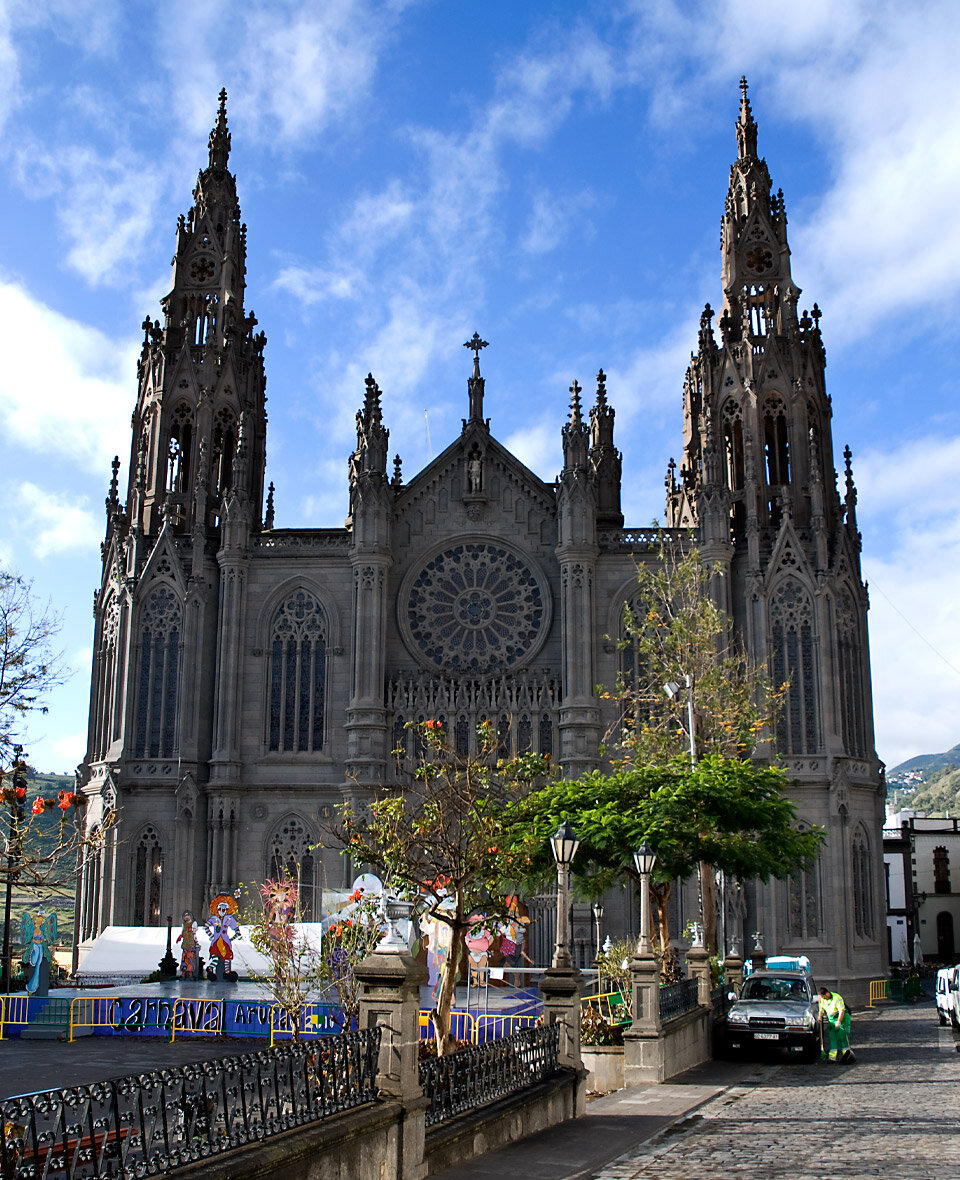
176, 910, 200, 980
20, 911, 57, 995
205, 893, 241, 980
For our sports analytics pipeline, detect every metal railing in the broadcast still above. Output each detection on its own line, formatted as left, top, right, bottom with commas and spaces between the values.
658, 978, 700, 1023
170, 997, 224, 1040
867, 978, 906, 1006
0, 1028, 381, 1179
68, 996, 120, 1041
0, 996, 31, 1039
419, 1023, 560, 1128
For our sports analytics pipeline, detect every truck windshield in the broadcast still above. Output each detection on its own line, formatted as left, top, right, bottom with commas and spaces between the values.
742, 977, 809, 1001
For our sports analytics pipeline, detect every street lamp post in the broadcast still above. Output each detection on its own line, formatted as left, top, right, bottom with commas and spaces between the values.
550, 820, 580, 971
633, 842, 657, 957
592, 900, 604, 961
2, 746, 27, 993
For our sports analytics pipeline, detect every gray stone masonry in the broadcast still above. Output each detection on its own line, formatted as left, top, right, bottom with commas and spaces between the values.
685, 944, 712, 1006
355, 946, 429, 1180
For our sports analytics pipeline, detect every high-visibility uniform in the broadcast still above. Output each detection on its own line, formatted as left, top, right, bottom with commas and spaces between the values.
820, 990, 852, 1059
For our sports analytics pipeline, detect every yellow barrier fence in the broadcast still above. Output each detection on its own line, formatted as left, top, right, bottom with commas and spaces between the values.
473, 1012, 539, 1041
170, 998, 223, 1041
867, 979, 887, 1007
68, 996, 119, 1042
580, 990, 630, 1025
418, 1009, 477, 1045
0, 996, 30, 1040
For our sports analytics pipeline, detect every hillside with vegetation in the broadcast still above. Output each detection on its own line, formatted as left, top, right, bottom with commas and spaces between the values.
895, 763, 960, 818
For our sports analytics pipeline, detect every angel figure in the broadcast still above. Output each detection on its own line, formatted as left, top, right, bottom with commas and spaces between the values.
21, 911, 57, 995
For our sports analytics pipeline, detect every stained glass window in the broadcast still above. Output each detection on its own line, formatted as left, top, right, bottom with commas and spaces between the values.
135, 586, 182, 758
267, 590, 327, 753
770, 578, 820, 755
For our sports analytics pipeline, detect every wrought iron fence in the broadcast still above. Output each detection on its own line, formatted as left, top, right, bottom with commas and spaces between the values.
710, 985, 729, 1017
0, 1027, 381, 1179
420, 1023, 560, 1128
658, 977, 700, 1023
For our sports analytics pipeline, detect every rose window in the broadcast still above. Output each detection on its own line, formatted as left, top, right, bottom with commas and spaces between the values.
403, 543, 548, 674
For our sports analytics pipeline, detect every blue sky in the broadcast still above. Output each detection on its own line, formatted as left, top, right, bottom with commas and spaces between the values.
0, 0, 958, 774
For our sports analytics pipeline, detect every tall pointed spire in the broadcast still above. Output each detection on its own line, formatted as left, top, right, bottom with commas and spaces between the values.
736, 75, 758, 161
209, 88, 231, 171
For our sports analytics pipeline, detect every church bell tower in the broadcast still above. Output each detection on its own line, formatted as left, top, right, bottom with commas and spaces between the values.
666, 81, 883, 983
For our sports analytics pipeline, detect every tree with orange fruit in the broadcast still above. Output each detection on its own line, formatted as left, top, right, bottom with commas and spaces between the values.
337, 719, 552, 1055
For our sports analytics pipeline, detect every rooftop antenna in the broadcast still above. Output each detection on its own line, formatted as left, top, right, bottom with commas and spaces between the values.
424, 409, 433, 459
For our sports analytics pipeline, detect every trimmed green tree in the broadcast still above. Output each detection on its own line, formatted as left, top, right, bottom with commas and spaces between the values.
504, 756, 823, 971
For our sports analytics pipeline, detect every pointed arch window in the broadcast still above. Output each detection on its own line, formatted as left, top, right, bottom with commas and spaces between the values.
267, 816, 316, 919
770, 578, 820, 755
133, 825, 163, 926
787, 830, 821, 941
763, 396, 790, 487
268, 590, 327, 753
166, 403, 194, 496
852, 827, 874, 939
135, 586, 181, 758
835, 588, 867, 758
722, 400, 745, 491
213, 407, 237, 499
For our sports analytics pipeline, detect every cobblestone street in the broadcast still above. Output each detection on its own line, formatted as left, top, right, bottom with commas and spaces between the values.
593, 1002, 960, 1180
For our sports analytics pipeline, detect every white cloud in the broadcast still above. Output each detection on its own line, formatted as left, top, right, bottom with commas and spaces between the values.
159, 0, 408, 147
272, 264, 365, 306
18, 484, 101, 558
12, 143, 166, 286
503, 420, 558, 482
521, 188, 597, 256
856, 433, 960, 767
0, 280, 135, 471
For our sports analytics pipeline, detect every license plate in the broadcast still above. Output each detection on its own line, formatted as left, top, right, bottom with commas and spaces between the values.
754, 1032, 779, 1040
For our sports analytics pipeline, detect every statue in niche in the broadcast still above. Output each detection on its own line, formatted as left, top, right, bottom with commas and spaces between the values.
467, 454, 483, 494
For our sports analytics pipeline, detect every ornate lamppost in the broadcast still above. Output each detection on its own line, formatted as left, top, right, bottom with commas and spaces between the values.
592, 900, 604, 962
2, 746, 27, 992
549, 820, 580, 970
633, 841, 657, 956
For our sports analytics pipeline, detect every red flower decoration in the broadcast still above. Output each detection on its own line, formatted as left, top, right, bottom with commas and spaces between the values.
425, 719, 441, 729
57, 792, 72, 812
15, 787, 26, 801
31, 798, 44, 816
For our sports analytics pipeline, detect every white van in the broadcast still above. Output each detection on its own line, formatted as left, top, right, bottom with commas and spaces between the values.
936, 965, 959, 1026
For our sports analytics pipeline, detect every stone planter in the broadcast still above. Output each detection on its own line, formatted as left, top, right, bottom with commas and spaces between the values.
582, 1045, 624, 1094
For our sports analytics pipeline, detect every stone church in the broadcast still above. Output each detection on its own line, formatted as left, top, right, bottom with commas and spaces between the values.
77, 84, 886, 991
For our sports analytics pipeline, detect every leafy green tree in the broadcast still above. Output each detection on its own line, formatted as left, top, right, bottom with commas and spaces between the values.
504, 756, 822, 971
337, 721, 551, 1056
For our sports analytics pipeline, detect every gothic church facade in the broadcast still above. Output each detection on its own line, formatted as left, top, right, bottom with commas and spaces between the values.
78, 85, 886, 990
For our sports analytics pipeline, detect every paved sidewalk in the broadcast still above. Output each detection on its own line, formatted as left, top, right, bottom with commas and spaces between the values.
431, 1000, 955, 1180
428, 1056, 773, 1180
